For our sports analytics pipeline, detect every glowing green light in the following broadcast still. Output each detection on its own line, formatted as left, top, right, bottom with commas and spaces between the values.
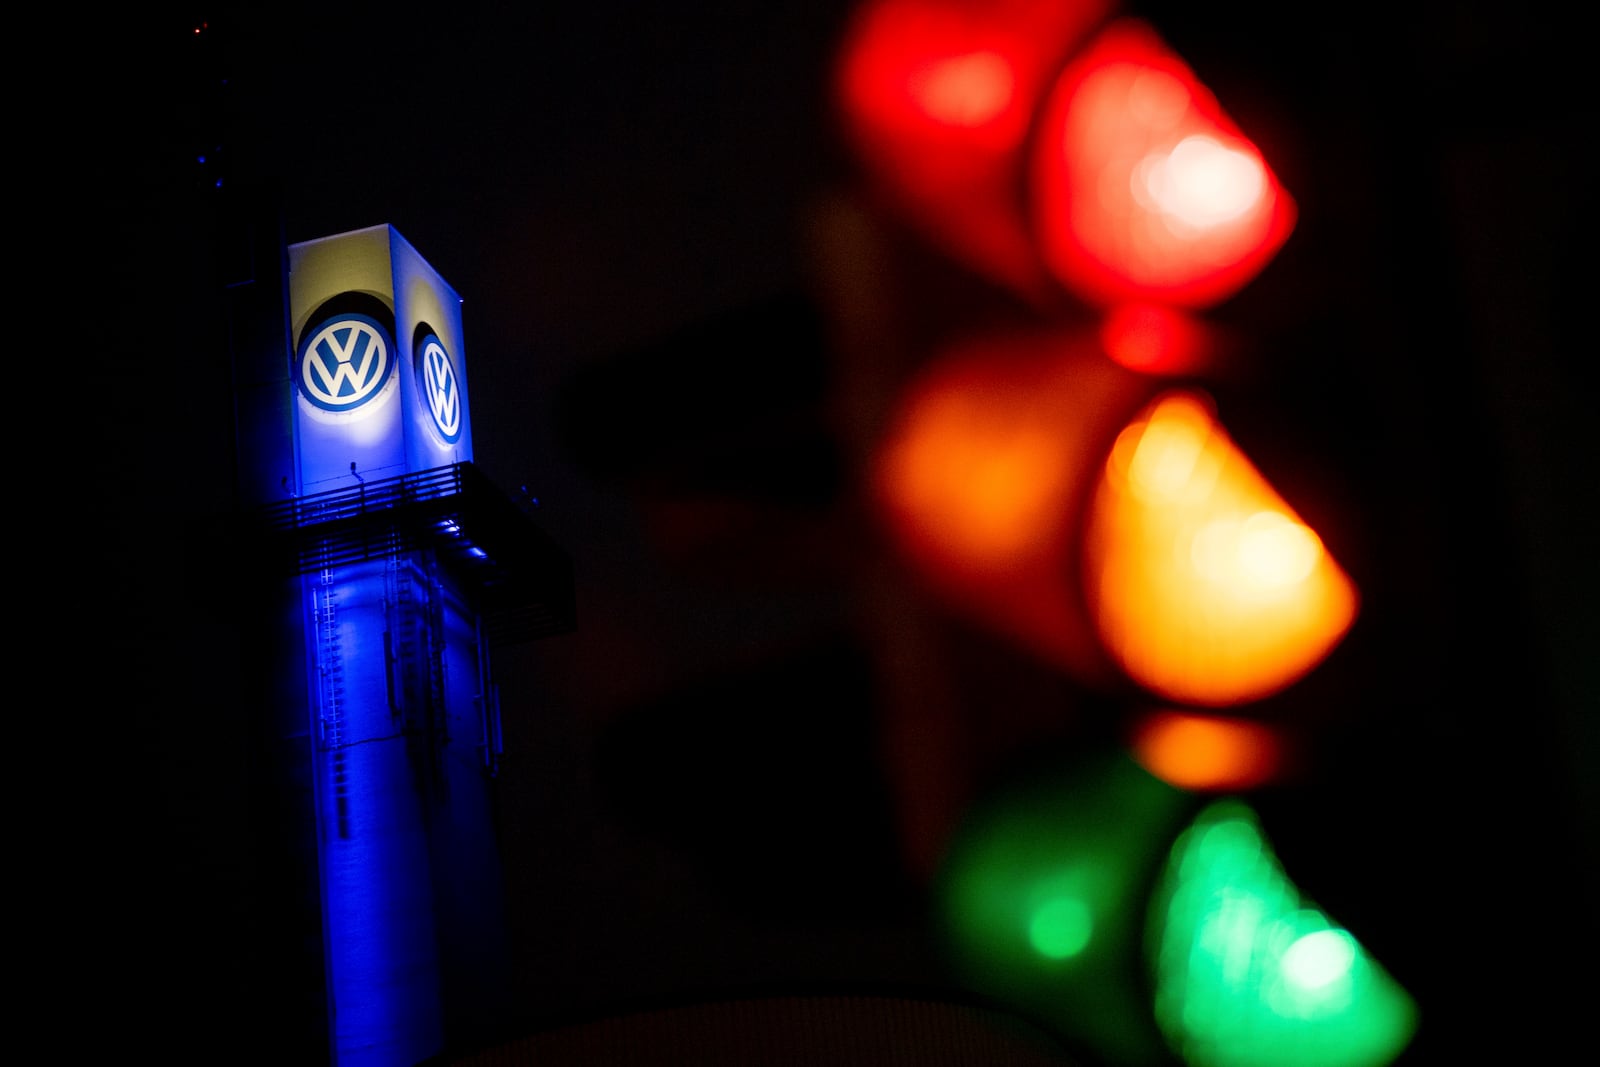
1029, 896, 1093, 959
937, 754, 1194, 1066
1147, 801, 1418, 1067
1283, 929, 1357, 990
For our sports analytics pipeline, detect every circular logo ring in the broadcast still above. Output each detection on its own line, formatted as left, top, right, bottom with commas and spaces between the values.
416, 332, 464, 443
297, 313, 395, 413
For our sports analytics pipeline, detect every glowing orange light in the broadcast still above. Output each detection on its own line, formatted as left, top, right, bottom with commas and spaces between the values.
872, 331, 1148, 684
886, 387, 1074, 567
1084, 392, 1357, 706
1029, 19, 1296, 308
1130, 710, 1283, 791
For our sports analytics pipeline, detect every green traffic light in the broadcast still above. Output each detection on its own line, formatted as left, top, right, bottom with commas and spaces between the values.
1029, 895, 1094, 959
936, 753, 1194, 1065
1147, 800, 1419, 1067
936, 754, 1419, 1067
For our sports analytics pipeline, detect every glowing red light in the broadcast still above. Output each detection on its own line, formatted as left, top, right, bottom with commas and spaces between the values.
1099, 302, 1215, 375
835, 6, 1295, 308
1029, 19, 1296, 308
909, 49, 1017, 129
834, 0, 1116, 298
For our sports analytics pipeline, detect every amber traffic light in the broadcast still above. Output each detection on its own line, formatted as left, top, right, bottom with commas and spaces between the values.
871, 329, 1357, 707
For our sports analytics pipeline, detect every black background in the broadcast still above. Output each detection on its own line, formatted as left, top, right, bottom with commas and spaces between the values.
58, 2, 1593, 1063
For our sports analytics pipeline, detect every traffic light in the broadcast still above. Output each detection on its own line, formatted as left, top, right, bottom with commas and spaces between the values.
833, 0, 1294, 311
1025, 16, 1295, 309
1084, 388, 1357, 707
935, 750, 1419, 1067
833, 0, 1118, 302
824, 2, 1420, 1064
869, 327, 1357, 708
836, 0, 1354, 708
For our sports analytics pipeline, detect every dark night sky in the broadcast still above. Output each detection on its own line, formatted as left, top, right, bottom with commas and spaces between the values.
58, 2, 1594, 1063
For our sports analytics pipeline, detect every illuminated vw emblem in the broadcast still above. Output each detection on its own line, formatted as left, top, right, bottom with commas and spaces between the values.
296, 313, 394, 412
416, 333, 463, 443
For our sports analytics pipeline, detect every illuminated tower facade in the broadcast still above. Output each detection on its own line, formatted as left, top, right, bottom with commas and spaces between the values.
230, 223, 573, 1065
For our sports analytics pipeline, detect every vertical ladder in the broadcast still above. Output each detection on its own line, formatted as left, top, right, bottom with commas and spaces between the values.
424, 561, 449, 754
316, 565, 351, 838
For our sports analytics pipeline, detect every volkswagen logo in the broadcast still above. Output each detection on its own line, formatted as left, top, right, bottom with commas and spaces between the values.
296, 313, 394, 413
416, 332, 464, 443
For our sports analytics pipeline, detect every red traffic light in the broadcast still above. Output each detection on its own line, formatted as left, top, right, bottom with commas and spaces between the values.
1028, 18, 1296, 309
834, 0, 1116, 300
834, 2, 1294, 309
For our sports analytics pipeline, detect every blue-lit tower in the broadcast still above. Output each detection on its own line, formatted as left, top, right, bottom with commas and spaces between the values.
229, 221, 573, 1065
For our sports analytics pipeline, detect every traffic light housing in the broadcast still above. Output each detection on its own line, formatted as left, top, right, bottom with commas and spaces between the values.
936, 750, 1419, 1067
824, 4, 1421, 1065
870, 327, 1359, 708
834, 0, 1294, 311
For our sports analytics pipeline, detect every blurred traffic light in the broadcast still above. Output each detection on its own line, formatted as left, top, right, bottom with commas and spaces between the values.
870, 328, 1357, 707
936, 751, 1418, 1067
833, 0, 1293, 310
833, 0, 1354, 709
1148, 798, 1419, 1067
824, 2, 1420, 1064
936, 751, 1192, 1065
1026, 17, 1295, 309
833, 0, 1117, 302
868, 328, 1145, 690
1085, 389, 1357, 706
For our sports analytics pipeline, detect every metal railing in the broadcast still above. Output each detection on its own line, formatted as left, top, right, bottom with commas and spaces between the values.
251, 461, 575, 644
